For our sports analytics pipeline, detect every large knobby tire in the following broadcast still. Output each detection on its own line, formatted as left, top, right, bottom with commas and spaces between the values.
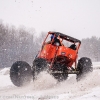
10, 61, 32, 87
32, 58, 48, 75
52, 73, 68, 82
76, 57, 93, 81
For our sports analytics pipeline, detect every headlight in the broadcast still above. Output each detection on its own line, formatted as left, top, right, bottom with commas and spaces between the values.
61, 52, 66, 55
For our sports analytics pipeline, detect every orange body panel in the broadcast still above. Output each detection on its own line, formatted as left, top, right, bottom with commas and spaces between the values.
39, 44, 77, 65
57, 46, 77, 61
39, 44, 56, 60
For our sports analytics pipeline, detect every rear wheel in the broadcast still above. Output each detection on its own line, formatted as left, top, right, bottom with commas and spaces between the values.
10, 61, 32, 87
76, 57, 93, 81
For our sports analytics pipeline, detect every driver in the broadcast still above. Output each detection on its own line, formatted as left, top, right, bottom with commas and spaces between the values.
47, 34, 62, 46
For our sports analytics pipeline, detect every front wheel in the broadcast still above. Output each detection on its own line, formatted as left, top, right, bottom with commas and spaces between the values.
10, 61, 32, 87
76, 57, 93, 81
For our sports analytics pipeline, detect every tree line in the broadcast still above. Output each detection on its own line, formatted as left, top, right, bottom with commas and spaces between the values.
79, 36, 100, 61
0, 20, 100, 68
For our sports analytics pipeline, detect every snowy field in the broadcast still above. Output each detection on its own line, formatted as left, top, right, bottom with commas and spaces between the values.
0, 62, 100, 100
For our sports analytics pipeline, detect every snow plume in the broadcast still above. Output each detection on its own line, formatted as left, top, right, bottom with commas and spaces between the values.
31, 71, 57, 90
57, 71, 100, 92
0, 68, 100, 100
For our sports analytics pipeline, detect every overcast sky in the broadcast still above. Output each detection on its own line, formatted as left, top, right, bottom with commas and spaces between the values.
0, 0, 100, 39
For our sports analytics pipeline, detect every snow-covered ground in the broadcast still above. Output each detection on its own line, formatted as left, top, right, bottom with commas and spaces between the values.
0, 62, 100, 100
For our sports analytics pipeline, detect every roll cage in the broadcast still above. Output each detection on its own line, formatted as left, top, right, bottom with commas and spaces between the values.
42, 31, 81, 52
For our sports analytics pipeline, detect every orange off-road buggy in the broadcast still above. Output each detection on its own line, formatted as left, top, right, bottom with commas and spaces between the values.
10, 32, 93, 87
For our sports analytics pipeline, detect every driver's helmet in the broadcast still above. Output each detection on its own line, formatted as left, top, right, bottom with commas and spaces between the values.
51, 34, 57, 41
50, 34, 61, 46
